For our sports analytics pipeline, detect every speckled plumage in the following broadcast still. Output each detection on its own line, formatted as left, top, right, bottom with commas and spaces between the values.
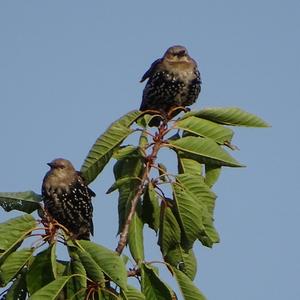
140, 45, 201, 126
42, 158, 95, 240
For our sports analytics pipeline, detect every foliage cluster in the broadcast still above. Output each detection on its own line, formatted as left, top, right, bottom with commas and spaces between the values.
0, 108, 268, 299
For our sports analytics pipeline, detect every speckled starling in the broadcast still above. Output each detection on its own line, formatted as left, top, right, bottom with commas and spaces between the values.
140, 45, 201, 126
42, 158, 95, 240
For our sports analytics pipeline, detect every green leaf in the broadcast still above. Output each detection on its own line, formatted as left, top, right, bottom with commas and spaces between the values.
177, 151, 203, 175
158, 204, 181, 256
69, 260, 87, 299
107, 177, 141, 194
128, 202, 144, 263
4, 271, 27, 300
63, 260, 86, 300
175, 116, 234, 143
184, 107, 270, 127
29, 275, 74, 300
172, 182, 205, 250
168, 136, 244, 167
73, 246, 105, 283
204, 164, 222, 188
0, 215, 36, 262
136, 113, 160, 128
81, 110, 142, 184
55, 260, 68, 277
0, 248, 33, 286
26, 246, 56, 295
0, 191, 42, 214
176, 174, 219, 247
141, 263, 175, 300
198, 218, 220, 248
113, 146, 139, 160
138, 130, 148, 148
172, 267, 207, 300
164, 247, 197, 281
142, 183, 160, 232
122, 285, 145, 300
78, 240, 127, 290
177, 174, 216, 216
113, 150, 144, 234
121, 255, 129, 266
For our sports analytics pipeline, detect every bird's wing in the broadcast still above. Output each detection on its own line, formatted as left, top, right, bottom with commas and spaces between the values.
140, 58, 162, 82
76, 171, 96, 197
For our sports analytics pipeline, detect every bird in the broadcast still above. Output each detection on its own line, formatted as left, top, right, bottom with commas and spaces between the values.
140, 45, 201, 126
42, 158, 95, 240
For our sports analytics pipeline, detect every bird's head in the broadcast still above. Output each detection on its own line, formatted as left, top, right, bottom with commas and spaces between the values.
163, 45, 190, 63
47, 158, 76, 175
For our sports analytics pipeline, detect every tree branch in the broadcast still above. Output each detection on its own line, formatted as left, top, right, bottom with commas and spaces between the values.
115, 169, 148, 254
115, 125, 166, 255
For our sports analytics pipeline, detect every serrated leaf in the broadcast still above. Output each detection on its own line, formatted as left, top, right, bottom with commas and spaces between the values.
198, 219, 220, 247
0, 248, 33, 286
158, 204, 181, 256
69, 260, 87, 299
177, 174, 216, 216
175, 116, 234, 143
142, 183, 160, 232
78, 240, 127, 290
81, 110, 142, 184
113, 151, 144, 234
107, 177, 141, 194
168, 136, 244, 167
122, 285, 145, 300
141, 263, 174, 300
0, 215, 36, 263
172, 182, 205, 250
136, 113, 161, 128
63, 260, 86, 300
73, 247, 105, 284
184, 107, 270, 127
55, 260, 68, 277
0, 191, 42, 214
205, 164, 222, 188
29, 275, 74, 300
26, 246, 56, 295
177, 151, 203, 175
165, 247, 197, 281
113, 146, 139, 160
172, 267, 206, 300
176, 174, 219, 247
128, 202, 144, 263
139, 130, 148, 148
121, 255, 129, 266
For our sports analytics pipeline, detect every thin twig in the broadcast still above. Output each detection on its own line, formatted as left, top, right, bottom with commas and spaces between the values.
115, 169, 148, 254
115, 125, 166, 255
127, 268, 141, 277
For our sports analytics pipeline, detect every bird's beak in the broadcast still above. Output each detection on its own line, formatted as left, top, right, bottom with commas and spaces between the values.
178, 50, 186, 57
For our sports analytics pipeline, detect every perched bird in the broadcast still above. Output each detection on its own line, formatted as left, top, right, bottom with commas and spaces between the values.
42, 158, 95, 240
140, 45, 201, 126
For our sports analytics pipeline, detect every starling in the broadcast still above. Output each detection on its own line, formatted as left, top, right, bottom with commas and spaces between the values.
42, 158, 95, 240
140, 45, 202, 126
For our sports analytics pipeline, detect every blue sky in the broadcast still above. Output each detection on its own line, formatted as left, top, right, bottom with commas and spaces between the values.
0, 1, 299, 299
